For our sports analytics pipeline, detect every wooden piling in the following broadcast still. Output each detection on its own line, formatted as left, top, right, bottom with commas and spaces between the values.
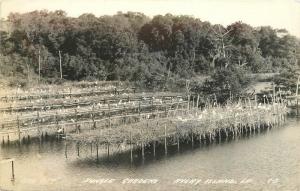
11, 160, 15, 181
141, 141, 145, 160
151, 98, 154, 116
177, 134, 180, 152
196, 94, 200, 109
138, 101, 141, 116
164, 124, 167, 156
153, 140, 156, 157
38, 48, 41, 83
92, 105, 96, 129
108, 101, 111, 129
255, 94, 258, 107
187, 94, 190, 111
59, 50, 63, 79
77, 143, 80, 157
37, 111, 41, 141
130, 132, 133, 163
107, 143, 110, 160
96, 144, 99, 161
191, 130, 194, 148
199, 134, 202, 144
75, 109, 79, 133
192, 96, 195, 109
64, 142, 68, 159
17, 116, 21, 143
90, 143, 93, 155
55, 112, 59, 128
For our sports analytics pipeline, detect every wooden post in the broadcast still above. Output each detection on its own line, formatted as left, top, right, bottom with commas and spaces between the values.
273, 82, 276, 104
37, 111, 41, 141
141, 141, 145, 160
11, 160, 15, 181
75, 109, 78, 133
59, 50, 63, 79
296, 75, 300, 109
241, 125, 244, 135
107, 143, 110, 160
65, 142, 68, 159
108, 101, 111, 129
199, 134, 202, 144
130, 132, 133, 163
177, 134, 180, 152
38, 48, 41, 83
77, 143, 80, 157
138, 100, 141, 116
192, 96, 195, 109
225, 129, 228, 140
153, 140, 156, 157
96, 143, 99, 161
92, 105, 96, 129
191, 130, 194, 148
17, 116, 21, 143
151, 97, 154, 117
164, 124, 167, 156
214, 93, 217, 106
196, 94, 200, 109
187, 94, 190, 111
90, 143, 93, 155
279, 88, 282, 102
55, 112, 59, 128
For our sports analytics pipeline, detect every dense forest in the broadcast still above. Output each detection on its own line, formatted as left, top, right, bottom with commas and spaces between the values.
0, 10, 300, 97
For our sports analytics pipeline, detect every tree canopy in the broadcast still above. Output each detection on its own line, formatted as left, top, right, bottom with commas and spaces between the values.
0, 10, 299, 91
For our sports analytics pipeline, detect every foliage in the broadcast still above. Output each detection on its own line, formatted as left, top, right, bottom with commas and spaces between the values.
202, 65, 251, 102
0, 11, 299, 96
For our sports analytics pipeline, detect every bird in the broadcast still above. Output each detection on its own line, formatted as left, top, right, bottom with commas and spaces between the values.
118, 100, 123, 105
57, 128, 63, 134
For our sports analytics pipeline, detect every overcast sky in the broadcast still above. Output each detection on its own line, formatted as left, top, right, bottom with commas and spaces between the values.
1, 0, 300, 37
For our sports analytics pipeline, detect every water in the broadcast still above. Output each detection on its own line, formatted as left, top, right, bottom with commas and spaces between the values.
0, 116, 300, 191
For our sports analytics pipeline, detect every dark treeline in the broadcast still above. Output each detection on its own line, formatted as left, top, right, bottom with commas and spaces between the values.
0, 10, 300, 96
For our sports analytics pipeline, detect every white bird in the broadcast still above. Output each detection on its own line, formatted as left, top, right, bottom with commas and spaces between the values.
120, 142, 126, 151
57, 128, 63, 133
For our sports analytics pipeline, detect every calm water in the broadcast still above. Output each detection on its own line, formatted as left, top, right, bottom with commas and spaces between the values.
0, 115, 300, 191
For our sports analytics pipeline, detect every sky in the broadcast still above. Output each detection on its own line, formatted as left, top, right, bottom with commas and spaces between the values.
1, 0, 300, 37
